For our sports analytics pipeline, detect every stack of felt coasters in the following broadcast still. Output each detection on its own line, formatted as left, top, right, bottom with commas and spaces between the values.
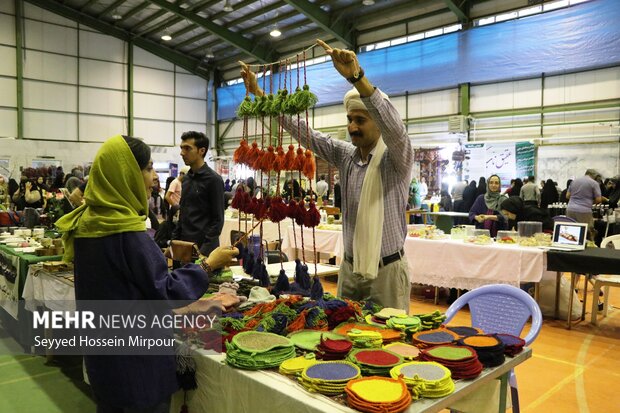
299, 361, 361, 395
415, 310, 446, 330
495, 333, 525, 356
383, 342, 421, 361
456, 335, 505, 367
367, 308, 407, 326
279, 353, 317, 376
390, 361, 455, 399
411, 328, 460, 348
225, 331, 296, 370
347, 348, 404, 376
419, 345, 483, 379
287, 330, 347, 352
385, 315, 422, 334
345, 376, 412, 413
347, 329, 384, 348
333, 322, 403, 344
316, 336, 353, 360
443, 325, 484, 339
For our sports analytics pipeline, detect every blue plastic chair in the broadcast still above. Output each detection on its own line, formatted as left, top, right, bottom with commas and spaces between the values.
444, 284, 543, 413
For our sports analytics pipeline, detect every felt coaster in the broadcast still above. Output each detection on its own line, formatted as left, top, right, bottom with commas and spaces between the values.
303, 361, 361, 382
347, 329, 384, 348
373, 307, 407, 320
349, 349, 403, 367
386, 315, 422, 333
287, 330, 347, 351
423, 344, 476, 362
279, 354, 317, 375
390, 361, 455, 398
346, 376, 412, 413
333, 322, 403, 343
444, 325, 484, 338
383, 342, 421, 360
411, 328, 459, 348
495, 333, 526, 356
232, 331, 293, 353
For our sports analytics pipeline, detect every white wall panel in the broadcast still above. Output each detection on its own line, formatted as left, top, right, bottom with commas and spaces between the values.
133, 47, 174, 71
24, 111, 77, 141
409, 89, 458, 118
23, 50, 77, 83
175, 98, 206, 123
312, 105, 346, 128
0, 46, 16, 76
176, 73, 207, 99
24, 3, 77, 27
0, 1, 15, 14
134, 66, 174, 95
79, 30, 125, 63
0, 109, 17, 138
175, 123, 207, 141
134, 93, 174, 120
0, 14, 15, 45
544, 67, 620, 105
176, 66, 191, 75
134, 119, 174, 146
470, 79, 541, 112
79, 88, 127, 117
79, 59, 126, 89
24, 81, 77, 112
0, 78, 17, 107
25, 20, 77, 55
79, 115, 127, 142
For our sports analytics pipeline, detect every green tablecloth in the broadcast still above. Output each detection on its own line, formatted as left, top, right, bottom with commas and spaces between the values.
0, 244, 62, 319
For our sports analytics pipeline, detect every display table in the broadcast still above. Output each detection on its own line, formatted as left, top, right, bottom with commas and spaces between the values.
404, 238, 555, 290
220, 218, 291, 247
0, 244, 62, 318
281, 226, 344, 264
231, 261, 339, 279
22, 264, 75, 312
546, 247, 620, 329
170, 347, 532, 413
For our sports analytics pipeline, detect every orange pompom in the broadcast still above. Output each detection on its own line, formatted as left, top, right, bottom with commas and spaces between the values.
252, 148, 265, 170
283, 144, 296, 171
302, 149, 315, 179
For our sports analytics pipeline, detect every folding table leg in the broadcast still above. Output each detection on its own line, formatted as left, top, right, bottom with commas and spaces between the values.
567, 273, 577, 329
554, 272, 561, 320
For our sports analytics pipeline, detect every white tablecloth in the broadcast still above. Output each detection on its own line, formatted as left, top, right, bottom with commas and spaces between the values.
22, 264, 75, 312
404, 237, 556, 290
281, 226, 344, 263
219, 218, 290, 246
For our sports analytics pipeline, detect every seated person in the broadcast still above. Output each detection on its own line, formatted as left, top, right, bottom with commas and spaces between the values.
468, 174, 507, 237
500, 196, 554, 231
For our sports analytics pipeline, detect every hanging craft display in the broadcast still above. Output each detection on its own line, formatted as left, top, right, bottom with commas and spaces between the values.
233, 46, 325, 293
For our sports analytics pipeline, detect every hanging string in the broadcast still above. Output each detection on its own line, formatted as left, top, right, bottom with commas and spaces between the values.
245, 43, 317, 70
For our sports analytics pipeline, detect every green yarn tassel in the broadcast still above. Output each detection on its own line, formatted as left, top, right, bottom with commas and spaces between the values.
294, 84, 318, 112
236, 95, 254, 117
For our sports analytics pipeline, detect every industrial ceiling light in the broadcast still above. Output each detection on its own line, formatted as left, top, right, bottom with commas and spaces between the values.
269, 24, 281, 38
223, 1, 234, 12
161, 29, 172, 41
205, 48, 215, 59
111, 9, 122, 20
362, 0, 375, 5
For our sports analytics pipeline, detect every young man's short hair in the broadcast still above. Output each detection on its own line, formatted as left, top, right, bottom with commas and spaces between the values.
181, 131, 210, 157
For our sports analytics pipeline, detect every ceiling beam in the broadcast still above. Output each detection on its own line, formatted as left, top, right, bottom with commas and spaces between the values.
138, 0, 218, 36
442, 0, 470, 24
24, 0, 209, 79
118, 1, 150, 23
97, 0, 126, 18
146, 0, 275, 63
282, 0, 353, 47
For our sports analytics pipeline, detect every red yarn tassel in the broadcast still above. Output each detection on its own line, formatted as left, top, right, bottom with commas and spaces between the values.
295, 200, 306, 226
304, 201, 321, 227
255, 198, 269, 220
260, 145, 276, 173
231, 187, 245, 210
233, 139, 249, 165
302, 149, 315, 179
287, 199, 298, 220
284, 144, 296, 171
240, 191, 252, 214
246, 142, 260, 168
247, 196, 259, 215
272, 145, 286, 172
268, 196, 288, 222
293, 147, 306, 171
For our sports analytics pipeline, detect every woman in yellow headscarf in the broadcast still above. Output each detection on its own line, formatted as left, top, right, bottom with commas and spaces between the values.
56, 135, 237, 412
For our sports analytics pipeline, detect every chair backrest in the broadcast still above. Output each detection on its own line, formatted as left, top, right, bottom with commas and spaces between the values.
601, 234, 620, 249
265, 250, 289, 264
230, 230, 246, 246
553, 215, 577, 223
444, 284, 542, 346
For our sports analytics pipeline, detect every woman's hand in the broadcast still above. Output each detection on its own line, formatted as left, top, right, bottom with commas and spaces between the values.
239, 61, 264, 97
204, 246, 239, 271
475, 214, 486, 223
25, 182, 32, 191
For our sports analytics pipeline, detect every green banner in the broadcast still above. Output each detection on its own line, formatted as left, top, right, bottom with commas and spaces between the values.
515, 142, 536, 178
